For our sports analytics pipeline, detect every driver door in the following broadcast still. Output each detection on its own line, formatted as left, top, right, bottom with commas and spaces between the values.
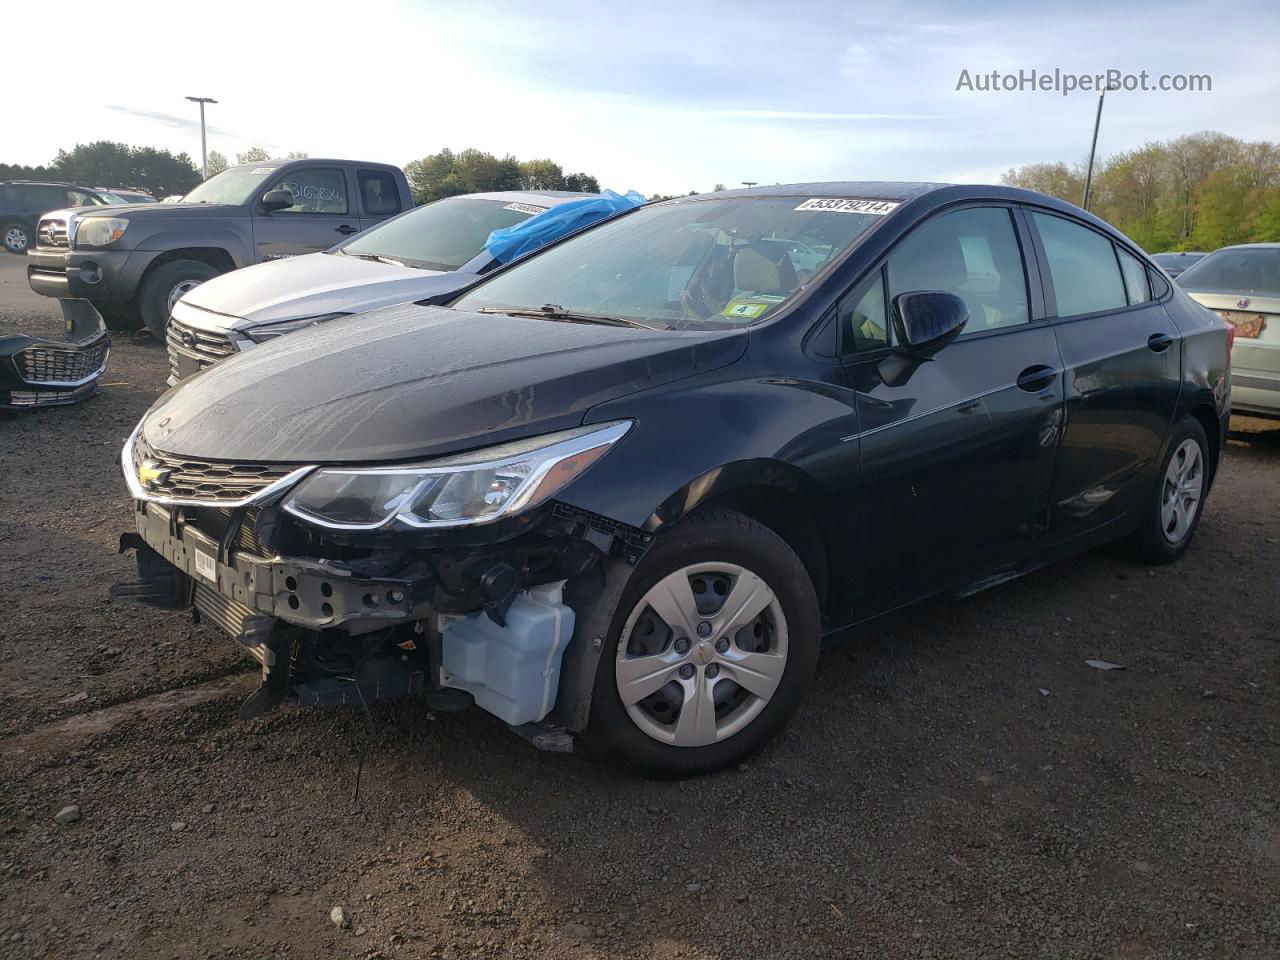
835, 205, 1064, 621
253, 166, 360, 262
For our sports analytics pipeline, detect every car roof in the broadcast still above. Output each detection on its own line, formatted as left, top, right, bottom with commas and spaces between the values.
1206, 242, 1280, 251
0, 179, 101, 190
454, 190, 601, 207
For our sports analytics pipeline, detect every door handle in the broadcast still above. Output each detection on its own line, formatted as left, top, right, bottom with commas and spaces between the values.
1016, 364, 1059, 392
335, 224, 359, 235
1147, 332, 1174, 353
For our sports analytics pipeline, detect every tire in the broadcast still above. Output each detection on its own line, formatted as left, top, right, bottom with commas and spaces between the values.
1124, 416, 1210, 564
138, 259, 219, 340
584, 508, 820, 778
2, 222, 32, 254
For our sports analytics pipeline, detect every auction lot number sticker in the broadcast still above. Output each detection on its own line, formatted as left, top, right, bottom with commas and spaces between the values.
795, 198, 900, 215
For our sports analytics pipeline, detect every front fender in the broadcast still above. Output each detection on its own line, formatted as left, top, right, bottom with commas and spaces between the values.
133, 224, 254, 267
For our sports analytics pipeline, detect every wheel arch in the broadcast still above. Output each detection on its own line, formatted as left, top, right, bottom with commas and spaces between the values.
1188, 401, 1222, 486
139, 246, 236, 285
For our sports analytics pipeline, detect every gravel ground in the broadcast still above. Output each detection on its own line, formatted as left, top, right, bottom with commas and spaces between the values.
1, 253, 1278, 959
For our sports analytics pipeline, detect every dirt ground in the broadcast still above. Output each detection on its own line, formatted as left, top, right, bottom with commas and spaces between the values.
1, 252, 1277, 960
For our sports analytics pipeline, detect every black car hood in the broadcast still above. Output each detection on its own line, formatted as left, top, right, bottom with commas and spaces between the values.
143, 303, 746, 463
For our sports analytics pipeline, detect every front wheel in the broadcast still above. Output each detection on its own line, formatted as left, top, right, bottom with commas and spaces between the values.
138, 259, 220, 340
584, 509, 820, 777
2, 223, 32, 254
1124, 416, 1210, 564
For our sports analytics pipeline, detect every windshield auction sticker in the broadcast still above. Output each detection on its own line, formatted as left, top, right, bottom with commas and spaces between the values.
502, 202, 548, 215
794, 198, 900, 215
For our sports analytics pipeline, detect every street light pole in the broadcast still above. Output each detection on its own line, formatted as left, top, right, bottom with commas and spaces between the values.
185, 96, 218, 179
1081, 83, 1118, 212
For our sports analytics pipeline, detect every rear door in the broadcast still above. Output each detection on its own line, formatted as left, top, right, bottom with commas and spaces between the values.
1027, 210, 1181, 546
355, 168, 405, 231
834, 204, 1064, 620
252, 166, 361, 261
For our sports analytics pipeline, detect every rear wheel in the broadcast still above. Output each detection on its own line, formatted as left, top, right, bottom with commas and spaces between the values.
2, 223, 32, 254
585, 509, 820, 777
1125, 416, 1209, 564
139, 259, 219, 340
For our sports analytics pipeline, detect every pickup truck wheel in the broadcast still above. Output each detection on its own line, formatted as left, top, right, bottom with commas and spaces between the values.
3, 223, 32, 254
584, 508, 820, 778
139, 259, 219, 340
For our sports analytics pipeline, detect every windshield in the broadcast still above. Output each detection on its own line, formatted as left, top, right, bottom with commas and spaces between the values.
453, 195, 890, 330
340, 196, 546, 271
181, 164, 281, 205
1177, 248, 1280, 298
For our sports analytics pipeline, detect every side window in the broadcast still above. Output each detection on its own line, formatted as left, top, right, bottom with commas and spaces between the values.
887, 207, 1029, 335
1032, 212, 1128, 317
66, 190, 95, 207
1115, 246, 1151, 305
267, 168, 348, 215
837, 268, 888, 353
358, 169, 401, 216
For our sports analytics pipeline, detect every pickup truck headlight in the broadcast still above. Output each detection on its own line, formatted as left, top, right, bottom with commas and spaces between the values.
244, 313, 347, 343
282, 421, 631, 530
74, 217, 129, 248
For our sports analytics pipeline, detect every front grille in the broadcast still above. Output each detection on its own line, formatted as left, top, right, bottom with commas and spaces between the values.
37, 217, 68, 248
132, 435, 303, 504
166, 318, 237, 381
17, 341, 109, 385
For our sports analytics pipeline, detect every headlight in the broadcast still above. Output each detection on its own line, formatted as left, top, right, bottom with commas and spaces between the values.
74, 217, 129, 248
282, 421, 631, 530
244, 313, 348, 344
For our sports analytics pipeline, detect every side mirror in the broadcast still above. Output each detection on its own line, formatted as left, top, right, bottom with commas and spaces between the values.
260, 189, 295, 213
893, 290, 969, 358
878, 290, 969, 387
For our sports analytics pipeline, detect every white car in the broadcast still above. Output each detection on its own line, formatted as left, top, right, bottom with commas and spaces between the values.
165, 190, 615, 384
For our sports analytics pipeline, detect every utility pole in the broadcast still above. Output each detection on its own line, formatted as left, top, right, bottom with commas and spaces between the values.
1082, 82, 1119, 212
185, 96, 218, 179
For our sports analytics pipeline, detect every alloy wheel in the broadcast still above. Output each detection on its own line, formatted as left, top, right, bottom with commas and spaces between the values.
615, 562, 788, 747
3, 226, 28, 253
166, 279, 203, 315
1161, 438, 1204, 544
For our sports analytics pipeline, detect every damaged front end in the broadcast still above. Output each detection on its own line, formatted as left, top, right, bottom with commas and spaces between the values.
110, 420, 650, 748
0, 300, 110, 410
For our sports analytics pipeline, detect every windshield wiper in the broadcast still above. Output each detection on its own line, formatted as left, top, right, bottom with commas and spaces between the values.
475, 304, 652, 329
340, 251, 408, 267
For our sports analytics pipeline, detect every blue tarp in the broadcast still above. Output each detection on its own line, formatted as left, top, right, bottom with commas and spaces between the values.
485, 189, 646, 264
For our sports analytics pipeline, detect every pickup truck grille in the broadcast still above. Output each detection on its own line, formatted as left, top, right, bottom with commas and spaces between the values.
166, 318, 238, 381
37, 217, 69, 248
132, 435, 304, 504
17, 340, 110, 385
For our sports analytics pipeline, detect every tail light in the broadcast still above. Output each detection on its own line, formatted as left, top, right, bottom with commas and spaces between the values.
1224, 320, 1236, 356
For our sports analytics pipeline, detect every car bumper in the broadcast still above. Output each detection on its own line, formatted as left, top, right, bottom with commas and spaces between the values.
1230, 371, 1280, 419
0, 300, 110, 410
26, 246, 153, 303
166, 300, 251, 385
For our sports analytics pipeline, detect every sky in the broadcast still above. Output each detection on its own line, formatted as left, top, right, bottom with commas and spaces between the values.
3, 0, 1278, 195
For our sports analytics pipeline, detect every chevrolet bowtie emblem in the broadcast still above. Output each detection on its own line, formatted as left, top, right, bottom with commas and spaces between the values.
137, 459, 171, 490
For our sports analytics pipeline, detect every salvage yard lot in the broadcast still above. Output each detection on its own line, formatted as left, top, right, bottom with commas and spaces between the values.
1, 251, 1277, 959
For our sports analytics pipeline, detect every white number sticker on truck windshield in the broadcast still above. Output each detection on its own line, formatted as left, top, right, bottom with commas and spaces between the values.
502, 202, 548, 215
794, 198, 900, 215
193, 549, 217, 583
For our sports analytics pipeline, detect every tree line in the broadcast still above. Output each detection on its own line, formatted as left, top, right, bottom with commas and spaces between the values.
403, 148, 603, 203
1002, 131, 1280, 253
0, 142, 202, 198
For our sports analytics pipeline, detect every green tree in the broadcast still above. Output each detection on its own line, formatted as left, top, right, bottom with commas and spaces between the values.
206, 150, 229, 177
563, 172, 601, 193
50, 141, 199, 196
236, 146, 271, 164
286, 151, 309, 159
518, 159, 564, 191
712, 183, 727, 192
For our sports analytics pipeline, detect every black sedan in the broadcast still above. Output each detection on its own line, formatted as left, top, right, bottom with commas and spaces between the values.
112, 182, 1230, 777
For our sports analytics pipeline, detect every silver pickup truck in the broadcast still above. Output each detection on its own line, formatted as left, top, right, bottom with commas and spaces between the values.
26, 158, 412, 338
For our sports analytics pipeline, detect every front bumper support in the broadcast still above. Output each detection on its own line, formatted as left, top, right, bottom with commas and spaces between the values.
116, 502, 433, 635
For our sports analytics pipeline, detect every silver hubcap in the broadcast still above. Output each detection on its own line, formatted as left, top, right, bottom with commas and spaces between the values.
166, 279, 203, 314
1161, 438, 1204, 544
615, 562, 788, 747
4, 227, 27, 251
